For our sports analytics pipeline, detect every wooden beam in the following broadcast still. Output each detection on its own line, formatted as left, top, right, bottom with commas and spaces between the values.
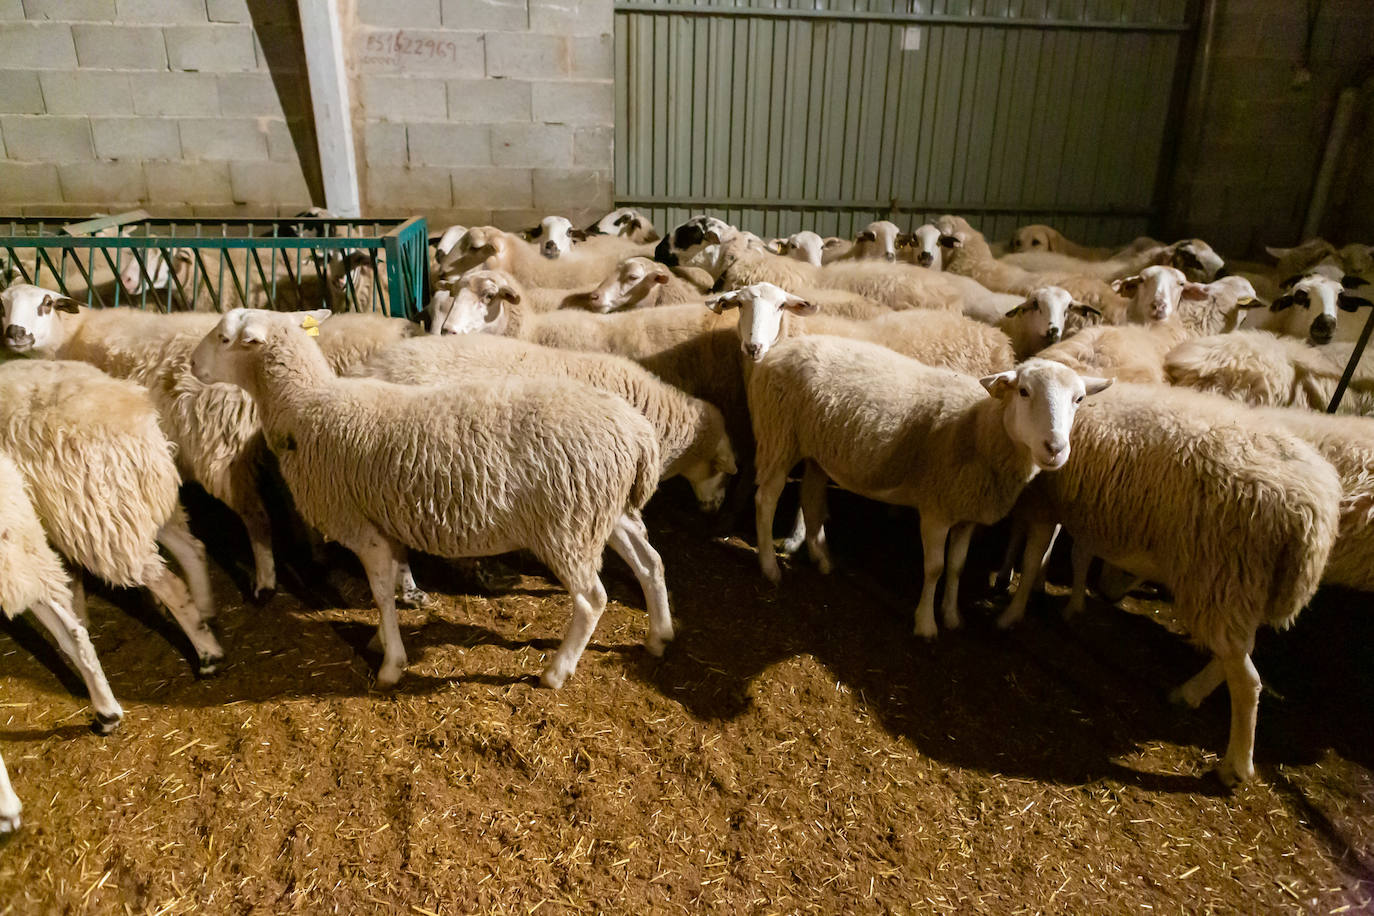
297, 0, 361, 217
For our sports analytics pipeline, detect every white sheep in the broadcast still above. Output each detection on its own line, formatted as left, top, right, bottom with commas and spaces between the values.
351, 333, 738, 513
191, 308, 672, 689
903, 223, 943, 270
1038, 271, 1262, 384
458, 226, 653, 289
748, 335, 1110, 638
935, 215, 1133, 317
995, 383, 1342, 785
777, 230, 828, 267
993, 286, 1103, 359
1245, 264, 1373, 345
1164, 329, 1374, 415
0, 358, 223, 675
0, 450, 124, 734
584, 207, 659, 243
1, 286, 423, 599
851, 220, 903, 262
556, 256, 711, 313
521, 215, 583, 259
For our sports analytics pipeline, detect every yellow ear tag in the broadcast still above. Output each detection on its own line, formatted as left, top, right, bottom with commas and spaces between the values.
301, 315, 320, 337
1237, 297, 1255, 306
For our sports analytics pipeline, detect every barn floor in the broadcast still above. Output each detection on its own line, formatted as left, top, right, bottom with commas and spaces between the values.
1, 483, 1371, 914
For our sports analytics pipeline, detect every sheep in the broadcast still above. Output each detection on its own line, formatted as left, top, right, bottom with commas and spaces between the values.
433, 224, 468, 263
0, 748, 16, 835
0, 286, 423, 599
584, 207, 659, 243
658, 217, 966, 313
851, 220, 903, 262
1009, 224, 1163, 261
455, 226, 653, 289
994, 383, 1342, 785
999, 243, 1171, 282
1038, 272, 1263, 384
191, 308, 671, 689
934, 215, 1131, 317
901, 223, 943, 270
521, 215, 584, 259
709, 281, 1015, 375
1164, 329, 1374, 415
995, 286, 1104, 359
351, 333, 738, 513
1246, 264, 1374, 345
748, 335, 1110, 639
554, 257, 711, 313
0, 358, 223, 675
777, 231, 828, 267
0, 450, 124, 734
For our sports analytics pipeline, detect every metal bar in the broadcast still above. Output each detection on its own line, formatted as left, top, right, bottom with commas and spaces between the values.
161, 247, 194, 309
1328, 308, 1374, 414
613, 4, 1192, 31
614, 195, 1155, 215
61, 209, 150, 237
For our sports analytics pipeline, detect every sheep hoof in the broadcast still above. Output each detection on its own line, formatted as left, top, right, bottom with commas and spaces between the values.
991, 573, 1013, 593
776, 535, 805, 556
196, 655, 223, 677
942, 612, 961, 631
995, 609, 1022, 630
760, 560, 782, 586
375, 663, 404, 688
646, 633, 672, 658
397, 588, 432, 609
0, 814, 19, 836
540, 665, 569, 689
1215, 760, 1251, 790
1061, 600, 1085, 620
251, 586, 276, 604
1168, 685, 1204, 709
92, 711, 123, 736
913, 621, 938, 640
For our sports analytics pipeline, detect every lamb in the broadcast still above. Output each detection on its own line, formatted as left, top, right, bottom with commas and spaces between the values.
1164, 329, 1374, 415
850, 220, 903, 262
658, 217, 966, 313
994, 384, 1343, 785
993, 286, 1103, 359
0, 286, 423, 599
748, 335, 1110, 639
0, 359, 223, 675
1038, 271, 1262, 384
0, 450, 124, 735
585, 207, 660, 243
935, 215, 1133, 317
902, 223, 943, 270
351, 334, 738, 513
521, 215, 583, 259
777, 231, 829, 267
191, 308, 672, 689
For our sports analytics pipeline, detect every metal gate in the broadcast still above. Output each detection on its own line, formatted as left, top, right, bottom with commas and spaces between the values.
614, 0, 1199, 246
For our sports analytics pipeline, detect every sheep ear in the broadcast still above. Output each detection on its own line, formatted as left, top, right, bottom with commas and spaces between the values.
1004, 301, 1032, 318
1279, 274, 1303, 289
302, 308, 333, 325
1338, 294, 1374, 312
1181, 284, 1209, 300
703, 229, 723, 245
706, 292, 741, 314
822, 237, 846, 249
979, 370, 1017, 397
783, 296, 817, 316
50, 294, 83, 313
856, 230, 876, 242
1082, 376, 1114, 396
937, 234, 962, 249
1343, 274, 1369, 289
1270, 295, 1296, 312
1111, 275, 1142, 296
1236, 296, 1266, 309
651, 268, 670, 285
496, 285, 521, 305
1071, 302, 1102, 318
570, 229, 588, 242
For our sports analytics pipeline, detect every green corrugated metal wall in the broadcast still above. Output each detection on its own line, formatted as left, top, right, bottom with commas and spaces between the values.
614, 0, 1198, 246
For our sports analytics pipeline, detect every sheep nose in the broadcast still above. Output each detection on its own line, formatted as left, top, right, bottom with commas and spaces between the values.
3, 324, 33, 349
542, 241, 559, 257
917, 252, 933, 267
1043, 439, 1066, 459
1045, 327, 1061, 343
743, 342, 764, 361
1310, 315, 1335, 343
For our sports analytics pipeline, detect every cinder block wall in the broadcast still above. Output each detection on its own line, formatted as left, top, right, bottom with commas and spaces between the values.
352, 0, 614, 230
0, 0, 317, 218
0, 0, 615, 228
1172, 0, 1373, 256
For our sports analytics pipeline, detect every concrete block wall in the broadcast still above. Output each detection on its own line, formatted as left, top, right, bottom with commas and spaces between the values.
0, 0, 318, 217
1172, 0, 1374, 256
349, 0, 614, 230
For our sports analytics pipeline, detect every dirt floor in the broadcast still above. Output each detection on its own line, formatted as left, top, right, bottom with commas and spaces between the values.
1, 480, 1372, 914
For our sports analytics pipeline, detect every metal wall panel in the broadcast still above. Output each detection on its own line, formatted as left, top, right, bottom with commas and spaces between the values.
614, 0, 1196, 246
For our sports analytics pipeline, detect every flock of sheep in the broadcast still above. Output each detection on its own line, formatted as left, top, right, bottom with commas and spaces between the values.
1, 204, 1372, 839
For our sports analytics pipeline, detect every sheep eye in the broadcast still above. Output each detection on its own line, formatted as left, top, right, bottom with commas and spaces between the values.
1032, 239, 1042, 247
1019, 387, 1030, 398
1075, 395, 1084, 404
220, 335, 231, 344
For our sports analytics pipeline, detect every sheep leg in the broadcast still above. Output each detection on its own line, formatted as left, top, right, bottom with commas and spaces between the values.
0, 749, 18, 836
940, 523, 976, 631
607, 512, 674, 657
754, 468, 789, 585
1217, 647, 1262, 787
1063, 538, 1094, 619
542, 572, 608, 690
395, 556, 430, 609
1170, 656, 1225, 709
156, 506, 215, 622
799, 462, 832, 574
778, 508, 808, 557
913, 515, 952, 640
350, 530, 407, 687
225, 465, 276, 600
996, 522, 1058, 629
70, 572, 87, 627
27, 597, 124, 733
993, 521, 1025, 592
145, 565, 225, 676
